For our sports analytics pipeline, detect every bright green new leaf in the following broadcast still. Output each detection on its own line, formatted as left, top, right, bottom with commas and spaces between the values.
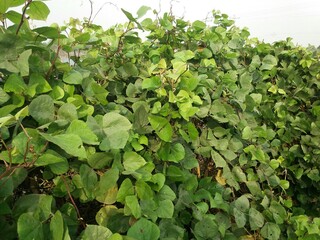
123, 151, 147, 172
148, 115, 173, 142
40, 133, 87, 159
66, 120, 99, 145
79, 225, 112, 240
26, 1, 50, 20
127, 218, 160, 240
29, 95, 54, 125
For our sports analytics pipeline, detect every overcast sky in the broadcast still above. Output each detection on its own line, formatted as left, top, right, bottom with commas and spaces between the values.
43, 0, 320, 46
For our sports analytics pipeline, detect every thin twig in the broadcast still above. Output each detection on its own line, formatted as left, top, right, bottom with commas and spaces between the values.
91, 2, 119, 24
87, 0, 94, 24
16, 0, 33, 35
19, 122, 32, 164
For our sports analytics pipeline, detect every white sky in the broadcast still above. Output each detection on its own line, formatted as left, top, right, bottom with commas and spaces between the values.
42, 0, 320, 46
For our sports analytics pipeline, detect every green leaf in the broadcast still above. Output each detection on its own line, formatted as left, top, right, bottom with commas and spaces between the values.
157, 199, 174, 218
249, 208, 264, 230
125, 195, 141, 218
35, 149, 66, 166
0, 87, 10, 104
17, 49, 32, 76
40, 133, 87, 159
235, 195, 250, 212
117, 178, 134, 203
80, 164, 98, 199
194, 216, 219, 239
26, 1, 50, 20
127, 218, 160, 240
17, 213, 44, 240
57, 103, 78, 122
63, 70, 83, 85
6, 10, 23, 24
33, 26, 60, 39
137, 6, 151, 18
29, 95, 55, 125
158, 143, 185, 162
233, 208, 246, 228
87, 152, 113, 169
66, 120, 99, 145
28, 73, 52, 94
142, 76, 161, 90
123, 151, 147, 172
124, 62, 139, 76
192, 20, 206, 31
261, 55, 277, 70
13, 194, 53, 220
79, 225, 112, 240
261, 222, 281, 240
121, 8, 143, 29
50, 210, 70, 240
174, 50, 195, 62
148, 115, 173, 142
95, 168, 119, 204
100, 112, 132, 150
91, 82, 108, 105
136, 180, 154, 200
0, 176, 13, 198
158, 185, 176, 201
4, 74, 27, 94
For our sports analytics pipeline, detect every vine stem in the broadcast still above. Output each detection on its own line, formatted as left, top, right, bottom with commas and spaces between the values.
16, 0, 33, 35
61, 175, 86, 229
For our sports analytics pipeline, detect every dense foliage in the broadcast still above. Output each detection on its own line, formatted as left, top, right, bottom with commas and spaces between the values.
1, 1, 320, 239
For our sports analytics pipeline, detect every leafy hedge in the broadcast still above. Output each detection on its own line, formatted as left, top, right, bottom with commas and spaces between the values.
1, 1, 320, 239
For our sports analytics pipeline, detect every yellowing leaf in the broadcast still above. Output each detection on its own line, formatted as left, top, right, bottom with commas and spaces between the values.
215, 169, 226, 186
